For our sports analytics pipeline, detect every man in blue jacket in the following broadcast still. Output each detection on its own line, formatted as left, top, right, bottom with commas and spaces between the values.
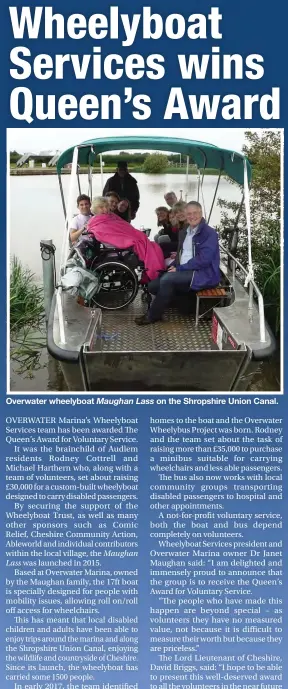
135, 201, 221, 325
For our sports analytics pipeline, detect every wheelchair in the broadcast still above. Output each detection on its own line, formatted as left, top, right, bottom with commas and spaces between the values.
69, 231, 152, 311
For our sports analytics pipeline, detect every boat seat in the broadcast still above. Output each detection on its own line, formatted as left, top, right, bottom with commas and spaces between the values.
195, 284, 233, 327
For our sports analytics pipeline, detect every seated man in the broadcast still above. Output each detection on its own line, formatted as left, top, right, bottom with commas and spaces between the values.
69, 194, 92, 244
164, 191, 178, 207
135, 201, 221, 325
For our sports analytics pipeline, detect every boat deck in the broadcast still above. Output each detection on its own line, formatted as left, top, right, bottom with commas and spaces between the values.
53, 291, 259, 392
100, 293, 213, 352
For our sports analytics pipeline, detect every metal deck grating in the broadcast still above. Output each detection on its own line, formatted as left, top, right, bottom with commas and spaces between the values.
100, 294, 213, 352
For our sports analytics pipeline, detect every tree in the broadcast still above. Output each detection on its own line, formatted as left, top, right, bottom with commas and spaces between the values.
93, 152, 149, 167
218, 130, 281, 335
143, 153, 169, 173
10, 150, 21, 164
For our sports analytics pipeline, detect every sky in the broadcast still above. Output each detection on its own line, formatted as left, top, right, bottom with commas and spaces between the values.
7, 127, 266, 155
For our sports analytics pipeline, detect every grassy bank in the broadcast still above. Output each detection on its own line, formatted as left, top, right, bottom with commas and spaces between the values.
10, 165, 218, 176
10, 257, 46, 375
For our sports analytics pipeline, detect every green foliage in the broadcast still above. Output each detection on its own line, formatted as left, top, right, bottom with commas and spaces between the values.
218, 130, 281, 336
259, 251, 281, 336
11, 329, 46, 376
143, 153, 169, 173
93, 152, 149, 167
10, 257, 46, 374
10, 257, 44, 330
10, 150, 21, 164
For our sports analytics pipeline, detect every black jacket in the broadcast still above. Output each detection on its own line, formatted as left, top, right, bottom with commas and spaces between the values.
165, 223, 187, 258
157, 222, 176, 242
103, 173, 140, 215
175, 225, 189, 264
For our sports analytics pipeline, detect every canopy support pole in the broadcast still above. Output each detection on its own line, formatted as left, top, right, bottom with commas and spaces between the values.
100, 153, 104, 191
243, 158, 253, 282
88, 146, 94, 199
57, 173, 66, 218
77, 171, 81, 195
88, 166, 92, 198
185, 156, 189, 200
208, 169, 222, 224
60, 145, 79, 271
242, 158, 266, 341
200, 162, 207, 218
197, 169, 201, 202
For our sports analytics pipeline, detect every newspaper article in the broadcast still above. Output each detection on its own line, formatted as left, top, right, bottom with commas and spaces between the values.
5, 1, 285, 689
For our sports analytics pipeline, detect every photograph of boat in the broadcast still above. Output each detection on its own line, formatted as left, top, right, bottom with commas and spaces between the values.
8, 131, 281, 393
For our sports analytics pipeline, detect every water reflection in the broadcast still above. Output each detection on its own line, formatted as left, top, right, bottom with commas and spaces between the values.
10, 352, 66, 392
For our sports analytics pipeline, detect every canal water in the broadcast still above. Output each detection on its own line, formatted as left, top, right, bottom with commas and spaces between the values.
9, 173, 280, 392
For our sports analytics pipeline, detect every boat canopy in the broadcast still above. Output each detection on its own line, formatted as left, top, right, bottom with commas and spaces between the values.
56, 136, 251, 185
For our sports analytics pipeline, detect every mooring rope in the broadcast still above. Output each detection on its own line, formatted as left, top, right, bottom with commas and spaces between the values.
40, 241, 56, 261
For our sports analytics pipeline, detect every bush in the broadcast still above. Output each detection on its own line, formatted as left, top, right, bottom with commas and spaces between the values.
10, 257, 46, 374
10, 150, 21, 164
143, 153, 169, 173
218, 130, 281, 336
10, 257, 44, 331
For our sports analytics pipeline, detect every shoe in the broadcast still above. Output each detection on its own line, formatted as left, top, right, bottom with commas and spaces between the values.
135, 313, 152, 326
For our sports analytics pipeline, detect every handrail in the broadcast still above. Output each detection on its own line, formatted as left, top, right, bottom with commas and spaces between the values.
60, 145, 79, 272
57, 145, 80, 345
56, 287, 66, 344
219, 241, 266, 343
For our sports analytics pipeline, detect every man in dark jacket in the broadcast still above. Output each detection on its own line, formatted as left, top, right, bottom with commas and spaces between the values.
135, 201, 221, 325
103, 161, 140, 219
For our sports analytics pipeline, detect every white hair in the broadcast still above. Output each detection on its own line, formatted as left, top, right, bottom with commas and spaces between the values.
91, 196, 110, 215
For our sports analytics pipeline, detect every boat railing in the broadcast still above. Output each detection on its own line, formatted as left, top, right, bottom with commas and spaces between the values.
56, 286, 66, 345
219, 241, 266, 343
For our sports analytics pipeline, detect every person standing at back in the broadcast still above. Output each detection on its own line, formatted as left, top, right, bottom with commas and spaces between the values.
164, 191, 178, 208
103, 160, 140, 220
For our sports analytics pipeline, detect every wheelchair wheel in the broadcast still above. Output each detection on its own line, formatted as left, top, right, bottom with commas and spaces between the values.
90, 260, 138, 310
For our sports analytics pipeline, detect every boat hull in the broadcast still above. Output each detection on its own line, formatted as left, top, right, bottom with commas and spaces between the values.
60, 349, 259, 392
48, 268, 276, 393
